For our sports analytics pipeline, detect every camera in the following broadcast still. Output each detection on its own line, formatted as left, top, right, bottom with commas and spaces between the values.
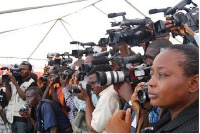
96, 65, 151, 87
71, 83, 91, 94
61, 57, 73, 65
1, 67, 21, 83
48, 60, 54, 66
74, 72, 86, 81
2, 75, 10, 83
72, 47, 94, 57
153, 20, 170, 38
49, 74, 60, 83
121, 53, 143, 65
107, 13, 155, 46
70, 41, 96, 47
96, 70, 129, 86
19, 104, 29, 113
149, 0, 199, 32
168, 12, 188, 27
81, 63, 93, 74
60, 68, 74, 79
47, 52, 73, 66
0, 89, 4, 107
98, 38, 109, 47
137, 83, 150, 103
40, 73, 49, 82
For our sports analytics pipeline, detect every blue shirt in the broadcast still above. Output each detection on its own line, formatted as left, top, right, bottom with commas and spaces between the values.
37, 99, 71, 132
148, 107, 160, 123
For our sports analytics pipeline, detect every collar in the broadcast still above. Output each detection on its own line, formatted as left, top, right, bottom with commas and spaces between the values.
22, 76, 31, 82
153, 99, 199, 132
99, 85, 114, 97
18, 76, 32, 86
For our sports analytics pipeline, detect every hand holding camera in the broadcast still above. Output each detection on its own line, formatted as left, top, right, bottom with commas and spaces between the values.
19, 104, 29, 118
73, 84, 90, 101
131, 82, 151, 115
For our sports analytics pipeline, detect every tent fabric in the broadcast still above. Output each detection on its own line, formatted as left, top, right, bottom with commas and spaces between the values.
0, 0, 198, 67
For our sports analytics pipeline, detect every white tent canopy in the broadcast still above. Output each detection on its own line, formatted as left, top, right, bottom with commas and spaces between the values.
0, 0, 199, 67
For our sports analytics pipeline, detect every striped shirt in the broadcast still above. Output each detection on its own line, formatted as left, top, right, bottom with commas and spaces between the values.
62, 87, 77, 124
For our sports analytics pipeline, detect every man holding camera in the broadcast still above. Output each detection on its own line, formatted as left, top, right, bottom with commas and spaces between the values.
5, 61, 37, 133
76, 64, 121, 133
25, 86, 72, 133
0, 76, 11, 133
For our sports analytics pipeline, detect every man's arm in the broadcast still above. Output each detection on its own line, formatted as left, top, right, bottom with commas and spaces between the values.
49, 85, 62, 106
116, 43, 130, 57
19, 108, 37, 129
131, 82, 150, 132
5, 81, 11, 101
9, 75, 26, 100
84, 95, 97, 133
76, 90, 97, 133
41, 103, 58, 133
0, 106, 8, 124
105, 109, 132, 133
42, 84, 50, 99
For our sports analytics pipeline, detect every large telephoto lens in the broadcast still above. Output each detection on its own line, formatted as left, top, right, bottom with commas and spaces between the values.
96, 71, 125, 86
122, 53, 143, 65
81, 63, 92, 73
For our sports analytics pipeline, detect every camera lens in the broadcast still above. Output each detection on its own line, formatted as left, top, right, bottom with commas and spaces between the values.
71, 85, 80, 93
96, 71, 125, 86
81, 63, 92, 73
137, 84, 150, 103
19, 104, 29, 113
96, 72, 107, 86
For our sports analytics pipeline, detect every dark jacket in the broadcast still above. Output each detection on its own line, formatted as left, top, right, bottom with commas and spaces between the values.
143, 99, 199, 133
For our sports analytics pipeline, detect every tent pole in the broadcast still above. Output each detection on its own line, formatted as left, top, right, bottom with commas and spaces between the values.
0, 0, 88, 15
28, 20, 58, 60
124, 0, 147, 17
59, 19, 74, 41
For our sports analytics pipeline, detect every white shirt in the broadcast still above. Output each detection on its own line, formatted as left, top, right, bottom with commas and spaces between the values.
6, 78, 34, 123
194, 32, 199, 45
91, 85, 121, 132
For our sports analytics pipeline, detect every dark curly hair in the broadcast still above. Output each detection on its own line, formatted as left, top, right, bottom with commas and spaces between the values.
165, 44, 199, 77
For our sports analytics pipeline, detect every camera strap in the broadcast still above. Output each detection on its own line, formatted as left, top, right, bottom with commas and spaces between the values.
136, 103, 152, 133
184, 29, 199, 47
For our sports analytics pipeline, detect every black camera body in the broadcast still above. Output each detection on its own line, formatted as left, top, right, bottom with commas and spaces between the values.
2, 67, 21, 83
74, 72, 86, 81
72, 47, 94, 57
71, 83, 91, 94
107, 16, 154, 46
153, 20, 170, 38
0, 89, 4, 107
81, 63, 93, 74
60, 69, 74, 79
19, 104, 29, 113
170, 7, 199, 32
169, 12, 188, 27
40, 73, 49, 82
137, 83, 150, 103
61, 57, 73, 65
47, 52, 73, 66
49, 74, 60, 84
98, 38, 109, 47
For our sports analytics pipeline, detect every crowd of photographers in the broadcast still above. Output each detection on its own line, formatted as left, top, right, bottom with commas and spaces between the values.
0, 0, 199, 133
